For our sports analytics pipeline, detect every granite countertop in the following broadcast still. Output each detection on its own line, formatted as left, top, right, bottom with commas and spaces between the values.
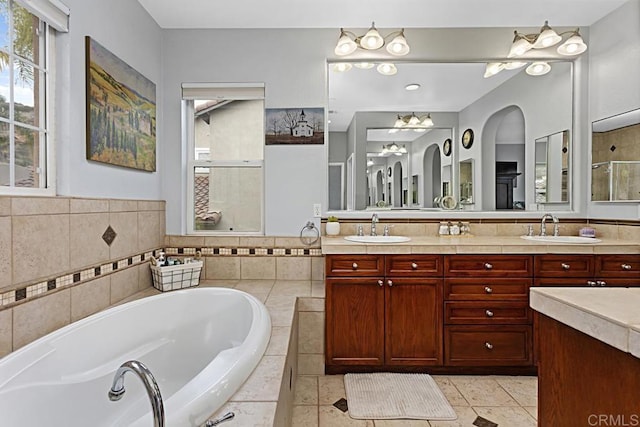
321, 235, 640, 254
530, 287, 640, 359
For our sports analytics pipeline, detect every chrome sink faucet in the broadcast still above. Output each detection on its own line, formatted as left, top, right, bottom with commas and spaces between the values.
371, 213, 379, 236
108, 360, 165, 427
540, 213, 560, 237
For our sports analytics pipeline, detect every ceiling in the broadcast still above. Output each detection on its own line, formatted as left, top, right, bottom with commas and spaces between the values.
137, 0, 625, 29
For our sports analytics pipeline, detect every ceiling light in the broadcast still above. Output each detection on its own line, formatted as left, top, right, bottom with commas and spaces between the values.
354, 62, 375, 69
484, 62, 505, 78
334, 29, 358, 56
333, 23, 410, 58
557, 30, 587, 55
533, 21, 562, 49
405, 83, 420, 91
526, 61, 551, 76
508, 32, 533, 58
386, 30, 410, 56
420, 114, 434, 128
377, 63, 397, 76
332, 62, 352, 72
361, 23, 384, 49
503, 61, 527, 70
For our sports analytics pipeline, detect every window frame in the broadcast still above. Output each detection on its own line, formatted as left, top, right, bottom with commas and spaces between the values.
182, 84, 265, 235
0, 1, 56, 196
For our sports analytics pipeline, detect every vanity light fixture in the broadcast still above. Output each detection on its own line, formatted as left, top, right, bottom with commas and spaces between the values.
486, 21, 587, 78
381, 142, 407, 156
393, 113, 434, 131
334, 22, 410, 57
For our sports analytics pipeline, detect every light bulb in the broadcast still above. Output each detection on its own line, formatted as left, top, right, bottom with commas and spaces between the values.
557, 32, 587, 56
376, 63, 397, 76
526, 61, 551, 76
533, 22, 562, 49
354, 62, 375, 69
334, 31, 357, 56
508, 33, 533, 58
386, 31, 410, 56
332, 62, 352, 73
484, 62, 505, 78
361, 23, 384, 50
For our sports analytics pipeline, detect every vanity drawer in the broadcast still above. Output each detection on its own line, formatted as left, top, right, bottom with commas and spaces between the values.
444, 325, 532, 366
596, 254, 640, 278
444, 301, 531, 325
385, 255, 443, 277
326, 255, 384, 277
444, 278, 531, 301
534, 254, 594, 277
445, 255, 533, 277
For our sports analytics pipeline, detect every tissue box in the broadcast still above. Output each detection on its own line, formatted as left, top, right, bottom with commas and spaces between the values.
150, 260, 203, 292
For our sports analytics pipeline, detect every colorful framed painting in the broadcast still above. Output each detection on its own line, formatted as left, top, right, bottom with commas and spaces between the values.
85, 36, 157, 171
265, 108, 324, 145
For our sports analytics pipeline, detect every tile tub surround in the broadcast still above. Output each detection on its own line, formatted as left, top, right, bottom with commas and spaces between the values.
0, 196, 166, 357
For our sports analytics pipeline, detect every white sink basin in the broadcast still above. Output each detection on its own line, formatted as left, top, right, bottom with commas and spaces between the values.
520, 235, 602, 244
344, 235, 411, 244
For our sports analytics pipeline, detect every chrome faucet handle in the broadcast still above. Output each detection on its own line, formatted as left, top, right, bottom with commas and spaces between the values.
525, 225, 534, 237
383, 224, 393, 236
356, 224, 364, 236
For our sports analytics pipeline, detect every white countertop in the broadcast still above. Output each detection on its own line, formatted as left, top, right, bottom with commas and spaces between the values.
530, 287, 640, 359
322, 235, 640, 255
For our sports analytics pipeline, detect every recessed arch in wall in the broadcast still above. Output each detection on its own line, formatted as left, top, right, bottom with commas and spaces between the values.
423, 144, 442, 208
480, 105, 525, 210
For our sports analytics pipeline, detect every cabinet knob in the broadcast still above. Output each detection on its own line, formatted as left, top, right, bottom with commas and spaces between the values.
484, 286, 493, 294
485, 342, 494, 350
597, 280, 607, 287
622, 264, 632, 271
587, 280, 596, 287
484, 263, 493, 270
378, 279, 384, 287
485, 310, 494, 317
411, 262, 418, 270
561, 263, 570, 270
387, 280, 393, 287
352, 262, 358, 270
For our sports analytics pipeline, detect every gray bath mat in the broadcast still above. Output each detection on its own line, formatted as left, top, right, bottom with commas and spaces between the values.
344, 373, 457, 420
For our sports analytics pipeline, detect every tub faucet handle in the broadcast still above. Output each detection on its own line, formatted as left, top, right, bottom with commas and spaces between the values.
206, 412, 235, 426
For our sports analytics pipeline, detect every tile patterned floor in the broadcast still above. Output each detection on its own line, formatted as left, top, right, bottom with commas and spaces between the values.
292, 374, 538, 427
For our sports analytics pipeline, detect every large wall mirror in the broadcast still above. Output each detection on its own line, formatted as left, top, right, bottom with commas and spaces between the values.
327, 61, 574, 212
591, 108, 640, 202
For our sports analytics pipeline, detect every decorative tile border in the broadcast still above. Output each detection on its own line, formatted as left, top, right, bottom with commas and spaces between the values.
0, 245, 323, 309
0, 249, 163, 309
164, 247, 323, 257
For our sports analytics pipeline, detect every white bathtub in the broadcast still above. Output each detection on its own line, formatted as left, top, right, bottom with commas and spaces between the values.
0, 287, 271, 426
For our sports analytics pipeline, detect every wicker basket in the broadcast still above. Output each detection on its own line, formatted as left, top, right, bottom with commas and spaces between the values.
150, 260, 203, 292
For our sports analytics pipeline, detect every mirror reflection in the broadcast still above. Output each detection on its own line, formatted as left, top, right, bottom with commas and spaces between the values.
534, 130, 570, 204
327, 61, 574, 212
591, 109, 640, 202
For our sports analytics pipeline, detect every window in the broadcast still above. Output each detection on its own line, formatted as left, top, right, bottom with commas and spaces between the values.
0, 0, 67, 194
183, 83, 265, 234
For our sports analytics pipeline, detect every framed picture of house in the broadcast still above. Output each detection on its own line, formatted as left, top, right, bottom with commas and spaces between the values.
85, 36, 157, 171
265, 108, 324, 145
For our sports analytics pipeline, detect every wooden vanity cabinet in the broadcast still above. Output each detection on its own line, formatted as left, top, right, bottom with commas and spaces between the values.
443, 255, 534, 367
325, 254, 443, 372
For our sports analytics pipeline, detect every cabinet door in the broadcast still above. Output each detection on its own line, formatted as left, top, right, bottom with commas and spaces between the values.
325, 278, 385, 366
385, 278, 443, 366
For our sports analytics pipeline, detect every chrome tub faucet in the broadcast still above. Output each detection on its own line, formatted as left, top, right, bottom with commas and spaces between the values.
108, 360, 165, 427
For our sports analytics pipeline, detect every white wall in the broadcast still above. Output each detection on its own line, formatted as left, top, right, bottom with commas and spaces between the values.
56, 0, 163, 199
588, 0, 640, 219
